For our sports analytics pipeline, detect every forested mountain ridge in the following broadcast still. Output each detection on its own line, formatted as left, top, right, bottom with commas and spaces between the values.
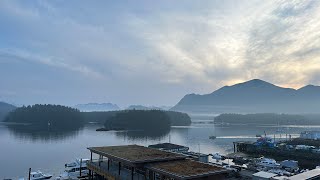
214, 113, 320, 125
172, 79, 320, 113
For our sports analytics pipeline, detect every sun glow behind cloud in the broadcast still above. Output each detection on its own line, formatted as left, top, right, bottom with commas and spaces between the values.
0, 0, 320, 106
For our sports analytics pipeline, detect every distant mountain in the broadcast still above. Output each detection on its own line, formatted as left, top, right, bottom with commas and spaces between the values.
0, 102, 16, 121
171, 79, 320, 114
126, 105, 172, 111
74, 103, 120, 112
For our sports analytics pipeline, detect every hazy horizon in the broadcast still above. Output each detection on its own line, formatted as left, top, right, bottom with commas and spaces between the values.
1, 0, 320, 107
2, 78, 320, 108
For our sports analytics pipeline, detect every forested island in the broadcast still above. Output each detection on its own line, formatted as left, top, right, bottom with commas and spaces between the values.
103, 110, 171, 131
83, 110, 191, 126
214, 113, 320, 125
5, 104, 84, 130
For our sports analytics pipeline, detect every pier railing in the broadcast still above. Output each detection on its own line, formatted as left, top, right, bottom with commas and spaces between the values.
87, 159, 118, 179
87, 159, 145, 180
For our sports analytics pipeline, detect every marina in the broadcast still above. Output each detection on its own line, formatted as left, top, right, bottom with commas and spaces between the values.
12, 138, 320, 180
233, 131, 320, 169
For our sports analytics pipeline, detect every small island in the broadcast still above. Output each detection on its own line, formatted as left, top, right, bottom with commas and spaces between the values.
5, 104, 84, 130
83, 110, 192, 127
103, 110, 171, 131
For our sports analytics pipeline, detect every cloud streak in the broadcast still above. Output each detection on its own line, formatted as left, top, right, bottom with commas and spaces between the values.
0, 49, 103, 78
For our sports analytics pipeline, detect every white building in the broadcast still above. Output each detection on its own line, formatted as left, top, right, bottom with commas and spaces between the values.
300, 131, 320, 140
286, 168, 320, 180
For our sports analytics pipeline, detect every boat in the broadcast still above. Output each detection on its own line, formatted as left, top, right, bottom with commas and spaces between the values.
212, 152, 223, 160
280, 160, 299, 172
222, 165, 241, 172
56, 159, 89, 180
20, 171, 52, 180
209, 135, 216, 140
256, 158, 280, 168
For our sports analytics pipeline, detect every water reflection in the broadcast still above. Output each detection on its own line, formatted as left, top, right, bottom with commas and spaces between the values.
6, 122, 171, 142
3, 121, 320, 178
6, 124, 83, 142
115, 128, 170, 140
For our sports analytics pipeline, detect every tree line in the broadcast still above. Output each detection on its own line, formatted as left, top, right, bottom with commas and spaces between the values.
5, 104, 84, 130
104, 110, 171, 131
5, 105, 191, 131
83, 110, 191, 126
214, 113, 320, 125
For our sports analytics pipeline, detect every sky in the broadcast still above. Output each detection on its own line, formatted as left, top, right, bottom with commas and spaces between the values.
1, 0, 320, 107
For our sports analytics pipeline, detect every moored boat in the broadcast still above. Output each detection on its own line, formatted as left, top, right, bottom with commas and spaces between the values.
256, 157, 280, 168
212, 152, 223, 160
20, 171, 52, 180
56, 159, 89, 180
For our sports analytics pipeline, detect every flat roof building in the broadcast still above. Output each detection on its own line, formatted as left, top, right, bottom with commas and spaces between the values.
147, 159, 227, 179
87, 145, 228, 180
252, 171, 277, 180
286, 168, 320, 180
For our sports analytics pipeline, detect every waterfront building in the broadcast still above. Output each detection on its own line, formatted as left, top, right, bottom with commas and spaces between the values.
148, 143, 209, 163
285, 168, 320, 180
86, 145, 228, 180
182, 151, 209, 163
252, 171, 277, 180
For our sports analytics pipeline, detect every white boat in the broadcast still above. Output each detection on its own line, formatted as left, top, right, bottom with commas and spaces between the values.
56, 159, 89, 180
222, 165, 240, 172
20, 171, 52, 180
212, 152, 223, 160
257, 158, 280, 168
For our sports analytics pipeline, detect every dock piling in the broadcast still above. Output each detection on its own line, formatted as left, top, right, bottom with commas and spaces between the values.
80, 158, 82, 177
28, 168, 31, 180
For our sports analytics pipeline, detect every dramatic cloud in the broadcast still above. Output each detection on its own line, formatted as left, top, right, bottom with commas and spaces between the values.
0, 0, 320, 106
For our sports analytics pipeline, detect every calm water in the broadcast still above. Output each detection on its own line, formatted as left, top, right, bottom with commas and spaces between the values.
1, 120, 319, 179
